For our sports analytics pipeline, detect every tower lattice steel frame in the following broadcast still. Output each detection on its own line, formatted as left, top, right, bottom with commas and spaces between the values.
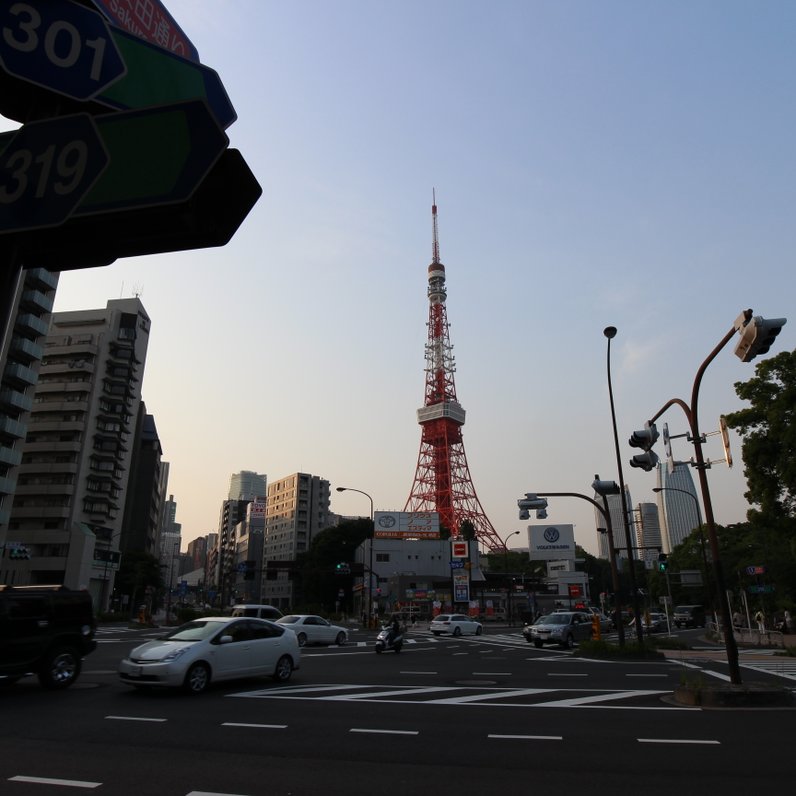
403, 196, 503, 552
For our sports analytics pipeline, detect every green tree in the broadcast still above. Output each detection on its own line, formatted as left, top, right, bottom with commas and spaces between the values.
115, 551, 162, 617
724, 349, 796, 525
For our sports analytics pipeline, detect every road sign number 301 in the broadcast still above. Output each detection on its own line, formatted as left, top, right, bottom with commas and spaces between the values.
3, 2, 111, 82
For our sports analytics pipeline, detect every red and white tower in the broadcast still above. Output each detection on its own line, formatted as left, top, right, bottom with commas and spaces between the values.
403, 195, 504, 552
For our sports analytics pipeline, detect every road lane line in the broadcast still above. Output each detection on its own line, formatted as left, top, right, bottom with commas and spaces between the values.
105, 715, 167, 722
221, 723, 287, 729
547, 673, 588, 677
10, 776, 101, 788
350, 728, 419, 736
638, 738, 720, 745
488, 734, 562, 741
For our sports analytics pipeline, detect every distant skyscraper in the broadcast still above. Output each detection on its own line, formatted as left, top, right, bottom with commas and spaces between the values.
655, 463, 701, 553
229, 470, 267, 501
634, 502, 662, 566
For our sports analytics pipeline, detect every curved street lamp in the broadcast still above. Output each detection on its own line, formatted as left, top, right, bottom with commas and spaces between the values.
654, 485, 713, 620
604, 326, 645, 642
336, 486, 374, 627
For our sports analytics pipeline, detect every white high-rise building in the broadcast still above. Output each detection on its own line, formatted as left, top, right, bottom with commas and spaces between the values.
655, 463, 701, 553
635, 502, 663, 567
594, 485, 634, 560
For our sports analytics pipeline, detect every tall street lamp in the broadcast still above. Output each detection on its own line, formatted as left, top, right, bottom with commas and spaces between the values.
336, 486, 374, 627
501, 530, 520, 626
652, 486, 712, 612
530, 484, 626, 647
604, 326, 644, 643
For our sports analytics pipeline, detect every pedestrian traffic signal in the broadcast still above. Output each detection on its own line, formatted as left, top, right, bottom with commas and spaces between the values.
733, 315, 787, 363
629, 421, 659, 471
657, 553, 668, 573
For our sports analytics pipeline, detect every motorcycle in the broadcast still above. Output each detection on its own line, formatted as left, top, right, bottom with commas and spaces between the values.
375, 625, 403, 653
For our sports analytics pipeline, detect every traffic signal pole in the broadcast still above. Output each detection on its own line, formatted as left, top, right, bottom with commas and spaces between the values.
648, 321, 743, 684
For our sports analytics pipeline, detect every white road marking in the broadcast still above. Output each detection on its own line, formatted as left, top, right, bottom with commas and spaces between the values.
548, 673, 588, 677
10, 776, 101, 788
488, 734, 562, 741
472, 672, 512, 676
221, 723, 287, 729
105, 715, 167, 722
638, 738, 720, 745
626, 673, 668, 678
350, 728, 419, 736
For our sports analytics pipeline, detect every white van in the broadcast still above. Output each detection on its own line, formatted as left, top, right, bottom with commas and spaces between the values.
231, 604, 283, 621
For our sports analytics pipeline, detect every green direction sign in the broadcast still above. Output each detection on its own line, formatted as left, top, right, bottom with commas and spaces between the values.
96, 27, 236, 129
76, 99, 228, 217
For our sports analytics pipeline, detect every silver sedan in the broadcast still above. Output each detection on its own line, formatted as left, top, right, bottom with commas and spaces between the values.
276, 614, 348, 647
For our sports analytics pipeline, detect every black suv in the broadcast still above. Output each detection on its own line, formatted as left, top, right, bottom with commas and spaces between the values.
0, 585, 97, 689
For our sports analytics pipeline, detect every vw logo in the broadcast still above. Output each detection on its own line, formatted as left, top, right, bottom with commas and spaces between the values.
543, 527, 560, 543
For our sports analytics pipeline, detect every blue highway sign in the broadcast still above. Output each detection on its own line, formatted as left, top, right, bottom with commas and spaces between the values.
0, 0, 127, 101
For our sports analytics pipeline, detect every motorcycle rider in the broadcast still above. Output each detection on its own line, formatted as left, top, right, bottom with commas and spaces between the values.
387, 615, 401, 644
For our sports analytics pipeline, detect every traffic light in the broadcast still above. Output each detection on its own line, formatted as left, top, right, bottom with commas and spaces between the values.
335, 562, 350, 574
517, 493, 549, 521
592, 475, 620, 496
657, 553, 668, 573
629, 421, 659, 471
733, 315, 787, 363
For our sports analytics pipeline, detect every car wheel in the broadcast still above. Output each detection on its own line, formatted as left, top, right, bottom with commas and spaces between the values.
335, 632, 346, 646
38, 646, 80, 689
183, 662, 210, 694
273, 655, 293, 683
533, 640, 543, 648
432, 631, 441, 636
296, 633, 307, 647
563, 634, 574, 650
453, 626, 462, 637
475, 626, 483, 636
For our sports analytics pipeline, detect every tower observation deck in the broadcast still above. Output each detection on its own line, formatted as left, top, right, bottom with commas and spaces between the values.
403, 196, 504, 552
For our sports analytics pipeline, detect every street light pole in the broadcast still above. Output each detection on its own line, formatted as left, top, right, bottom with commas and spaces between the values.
653, 486, 712, 614
604, 326, 644, 643
336, 486, 374, 628
500, 530, 520, 626
535, 488, 626, 647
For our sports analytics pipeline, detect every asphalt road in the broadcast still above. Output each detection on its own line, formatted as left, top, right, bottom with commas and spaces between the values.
1, 624, 793, 795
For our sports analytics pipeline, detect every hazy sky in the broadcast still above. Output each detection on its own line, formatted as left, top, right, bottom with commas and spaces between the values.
4, 1, 794, 556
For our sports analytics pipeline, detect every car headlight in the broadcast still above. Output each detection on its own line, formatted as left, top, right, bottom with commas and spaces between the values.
162, 646, 190, 662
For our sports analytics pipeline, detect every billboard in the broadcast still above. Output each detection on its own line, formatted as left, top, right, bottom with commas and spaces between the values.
528, 524, 576, 560
374, 511, 439, 539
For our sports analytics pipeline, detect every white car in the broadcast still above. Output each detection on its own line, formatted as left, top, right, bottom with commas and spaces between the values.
118, 617, 300, 694
429, 613, 483, 637
276, 614, 348, 647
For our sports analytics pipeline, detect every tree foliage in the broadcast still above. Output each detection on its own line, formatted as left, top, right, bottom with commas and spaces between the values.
724, 349, 796, 524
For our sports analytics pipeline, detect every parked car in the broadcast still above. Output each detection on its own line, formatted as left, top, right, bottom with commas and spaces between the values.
275, 614, 348, 646
230, 604, 283, 621
672, 604, 706, 629
523, 611, 593, 649
118, 616, 300, 694
629, 612, 669, 634
429, 613, 483, 637
0, 585, 97, 689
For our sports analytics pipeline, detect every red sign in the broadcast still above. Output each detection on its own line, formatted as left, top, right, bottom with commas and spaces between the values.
568, 584, 582, 597
451, 541, 469, 558
91, 0, 200, 63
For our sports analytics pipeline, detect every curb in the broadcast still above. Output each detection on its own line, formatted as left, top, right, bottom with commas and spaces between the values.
672, 683, 794, 708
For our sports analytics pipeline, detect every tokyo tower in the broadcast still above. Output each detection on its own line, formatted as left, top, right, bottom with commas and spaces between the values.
403, 194, 504, 552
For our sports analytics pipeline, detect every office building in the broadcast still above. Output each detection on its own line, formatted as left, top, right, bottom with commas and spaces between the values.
655, 463, 701, 553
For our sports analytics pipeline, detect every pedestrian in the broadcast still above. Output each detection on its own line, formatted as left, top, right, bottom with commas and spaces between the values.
732, 610, 742, 631
785, 610, 793, 634
754, 609, 766, 632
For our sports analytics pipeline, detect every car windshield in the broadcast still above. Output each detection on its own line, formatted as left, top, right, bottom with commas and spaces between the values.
165, 620, 229, 642
537, 614, 570, 625
277, 616, 301, 624
434, 615, 452, 622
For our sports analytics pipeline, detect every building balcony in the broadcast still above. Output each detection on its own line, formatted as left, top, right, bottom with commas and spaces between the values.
0, 444, 22, 467
3, 362, 37, 388
16, 313, 49, 337
0, 415, 26, 440
0, 388, 33, 414
25, 267, 58, 292
20, 288, 54, 314
10, 335, 44, 363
